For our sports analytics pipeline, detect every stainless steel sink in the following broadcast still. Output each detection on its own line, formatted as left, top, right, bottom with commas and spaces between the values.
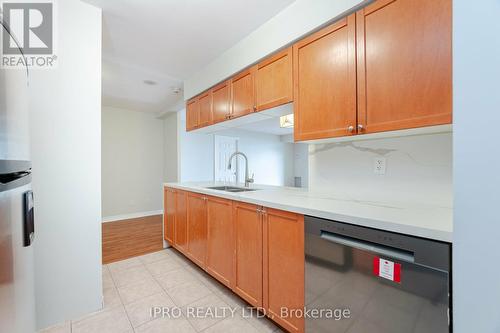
205, 186, 258, 193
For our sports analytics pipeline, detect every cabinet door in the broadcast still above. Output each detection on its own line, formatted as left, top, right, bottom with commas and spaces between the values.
186, 98, 199, 131
174, 190, 187, 253
293, 14, 357, 141
232, 202, 262, 307
212, 81, 231, 123
198, 91, 212, 127
187, 192, 207, 268
163, 187, 175, 244
256, 47, 293, 111
231, 68, 256, 119
356, 0, 452, 133
263, 209, 304, 333
206, 196, 234, 288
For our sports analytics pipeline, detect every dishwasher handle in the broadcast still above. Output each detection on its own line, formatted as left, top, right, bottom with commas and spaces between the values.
320, 230, 415, 263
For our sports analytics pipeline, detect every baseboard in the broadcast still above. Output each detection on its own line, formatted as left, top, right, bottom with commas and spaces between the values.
102, 210, 164, 223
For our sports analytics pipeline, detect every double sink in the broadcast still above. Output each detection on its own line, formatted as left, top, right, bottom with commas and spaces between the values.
206, 186, 258, 193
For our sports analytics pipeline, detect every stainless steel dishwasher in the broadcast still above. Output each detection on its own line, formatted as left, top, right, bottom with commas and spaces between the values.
305, 216, 451, 333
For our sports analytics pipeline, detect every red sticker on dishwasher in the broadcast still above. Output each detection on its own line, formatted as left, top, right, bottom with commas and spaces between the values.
373, 257, 401, 283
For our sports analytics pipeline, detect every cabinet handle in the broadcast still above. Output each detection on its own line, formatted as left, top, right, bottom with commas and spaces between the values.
347, 125, 354, 133
358, 124, 364, 131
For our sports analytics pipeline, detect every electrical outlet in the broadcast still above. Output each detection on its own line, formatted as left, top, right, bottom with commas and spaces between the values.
374, 157, 386, 175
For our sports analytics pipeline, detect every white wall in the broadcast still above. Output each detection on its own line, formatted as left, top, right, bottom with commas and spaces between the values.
219, 128, 295, 186
179, 111, 214, 182
453, 0, 500, 331
178, 111, 297, 186
293, 143, 309, 188
101, 107, 164, 219
163, 111, 179, 182
184, 0, 368, 99
29, 0, 102, 329
309, 133, 452, 206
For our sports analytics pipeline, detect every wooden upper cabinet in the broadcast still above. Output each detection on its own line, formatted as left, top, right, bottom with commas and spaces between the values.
263, 209, 304, 333
212, 81, 231, 123
164, 187, 175, 244
198, 91, 212, 127
356, 0, 452, 134
174, 190, 187, 253
293, 14, 357, 141
232, 201, 263, 307
186, 98, 199, 131
206, 196, 234, 288
187, 192, 207, 268
255, 47, 293, 111
231, 68, 256, 119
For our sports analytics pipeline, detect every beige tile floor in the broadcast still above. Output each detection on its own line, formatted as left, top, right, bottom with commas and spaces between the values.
39, 248, 283, 333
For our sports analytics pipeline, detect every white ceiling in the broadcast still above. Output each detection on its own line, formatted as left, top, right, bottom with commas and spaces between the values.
83, 0, 296, 113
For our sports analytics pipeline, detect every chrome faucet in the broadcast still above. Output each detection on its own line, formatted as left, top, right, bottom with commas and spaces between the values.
227, 152, 254, 187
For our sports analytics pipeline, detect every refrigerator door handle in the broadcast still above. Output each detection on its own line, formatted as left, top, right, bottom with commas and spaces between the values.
0, 170, 31, 184
0, 171, 32, 193
23, 191, 34, 247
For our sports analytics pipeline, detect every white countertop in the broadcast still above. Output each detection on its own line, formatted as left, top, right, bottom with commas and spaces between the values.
164, 181, 453, 243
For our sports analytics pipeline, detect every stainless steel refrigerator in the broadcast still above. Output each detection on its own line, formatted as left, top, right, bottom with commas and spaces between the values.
0, 19, 36, 333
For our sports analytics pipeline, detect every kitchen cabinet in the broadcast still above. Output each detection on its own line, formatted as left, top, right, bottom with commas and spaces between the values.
163, 187, 175, 244
263, 208, 304, 333
212, 81, 231, 123
231, 68, 256, 119
232, 201, 263, 307
255, 47, 293, 111
186, 0, 451, 138
187, 192, 207, 268
164, 186, 307, 332
356, 0, 452, 134
198, 91, 212, 127
206, 196, 234, 288
174, 190, 188, 253
186, 98, 199, 131
293, 14, 357, 141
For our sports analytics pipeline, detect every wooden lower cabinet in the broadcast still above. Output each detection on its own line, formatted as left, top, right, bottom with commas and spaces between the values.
263, 208, 305, 333
186, 192, 208, 268
232, 201, 263, 307
206, 196, 234, 287
164, 187, 305, 333
174, 190, 188, 253
163, 187, 175, 244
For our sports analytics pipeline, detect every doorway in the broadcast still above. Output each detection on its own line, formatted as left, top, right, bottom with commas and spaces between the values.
214, 135, 239, 183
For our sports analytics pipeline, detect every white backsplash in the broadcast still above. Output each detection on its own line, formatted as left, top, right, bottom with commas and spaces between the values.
308, 133, 452, 206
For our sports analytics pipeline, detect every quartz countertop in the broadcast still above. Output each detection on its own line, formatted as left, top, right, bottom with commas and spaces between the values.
164, 181, 453, 243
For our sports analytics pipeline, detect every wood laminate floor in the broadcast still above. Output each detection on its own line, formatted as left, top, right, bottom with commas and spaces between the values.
102, 215, 163, 264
